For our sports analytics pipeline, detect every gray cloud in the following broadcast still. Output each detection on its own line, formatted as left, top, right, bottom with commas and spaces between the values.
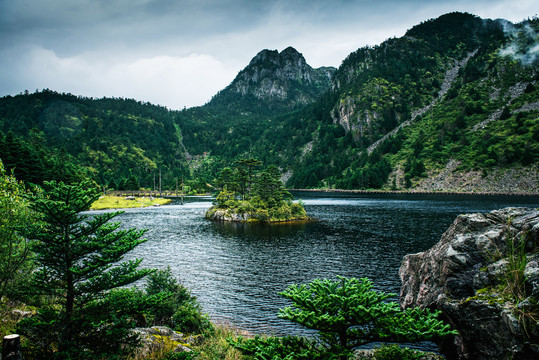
0, 0, 536, 109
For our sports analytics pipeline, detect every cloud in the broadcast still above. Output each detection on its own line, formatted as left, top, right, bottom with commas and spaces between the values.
0, 0, 537, 108
0, 45, 237, 109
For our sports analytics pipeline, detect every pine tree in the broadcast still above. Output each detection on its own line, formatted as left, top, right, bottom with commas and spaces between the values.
21, 181, 153, 358
278, 277, 455, 359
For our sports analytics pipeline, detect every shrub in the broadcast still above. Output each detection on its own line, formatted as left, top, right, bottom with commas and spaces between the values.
145, 268, 213, 334
373, 344, 425, 360
278, 277, 455, 359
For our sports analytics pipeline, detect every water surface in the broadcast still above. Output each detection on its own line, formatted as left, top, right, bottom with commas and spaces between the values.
106, 192, 538, 338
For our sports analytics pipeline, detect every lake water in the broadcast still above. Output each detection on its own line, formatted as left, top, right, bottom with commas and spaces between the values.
104, 192, 538, 340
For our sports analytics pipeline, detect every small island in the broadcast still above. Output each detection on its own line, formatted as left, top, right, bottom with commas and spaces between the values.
205, 159, 309, 223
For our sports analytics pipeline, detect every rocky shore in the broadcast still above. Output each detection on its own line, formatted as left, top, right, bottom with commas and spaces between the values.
400, 207, 539, 360
205, 205, 310, 223
413, 162, 539, 194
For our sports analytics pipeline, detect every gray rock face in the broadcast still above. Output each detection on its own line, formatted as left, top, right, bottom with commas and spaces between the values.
399, 207, 539, 360
227, 47, 335, 105
132, 326, 202, 357
205, 208, 252, 222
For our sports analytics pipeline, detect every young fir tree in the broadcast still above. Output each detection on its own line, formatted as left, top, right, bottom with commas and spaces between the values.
278, 276, 455, 359
20, 181, 153, 358
252, 164, 291, 208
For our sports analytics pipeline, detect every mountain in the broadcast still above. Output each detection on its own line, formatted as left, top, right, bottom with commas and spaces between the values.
176, 47, 335, 159
0, 91, 187, 189
207, 47, 335, 113
284, 12, 538, 192
0, 12, 537, 193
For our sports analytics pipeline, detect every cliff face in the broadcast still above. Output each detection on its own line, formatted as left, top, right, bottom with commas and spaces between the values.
207, 46, 335, 112
399, 207, 539, 360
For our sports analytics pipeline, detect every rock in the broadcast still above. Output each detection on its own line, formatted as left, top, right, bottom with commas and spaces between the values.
354, 348, 443, 359
399, 207, 539, 360
125, 196, 136, 200
8, 309, 34, 321
206, 208, 253, 222
132, 326, 201, 357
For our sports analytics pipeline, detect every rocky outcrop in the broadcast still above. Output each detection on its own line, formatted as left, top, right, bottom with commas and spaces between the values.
211, 47, 335, 109
413, 162, 539, 194
132, 326, 202, 357
399, 207, 539, 360
354, 349, 443, 359
205, 208, 253, 222
205, 204, 310, 223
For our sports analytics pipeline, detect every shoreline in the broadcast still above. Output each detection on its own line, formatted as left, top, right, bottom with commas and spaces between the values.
289, 189, 539, 197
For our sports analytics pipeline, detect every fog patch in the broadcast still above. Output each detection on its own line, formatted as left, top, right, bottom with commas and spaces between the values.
498, 18, 539, 65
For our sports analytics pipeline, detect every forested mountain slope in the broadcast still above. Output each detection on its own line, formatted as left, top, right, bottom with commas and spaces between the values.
0, 12, 537, 193
176, 47, 335, 158
284, 12, 538, 191
0, 90, 186, 189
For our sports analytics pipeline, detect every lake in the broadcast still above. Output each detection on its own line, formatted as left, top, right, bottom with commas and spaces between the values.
106, 192, 538, 340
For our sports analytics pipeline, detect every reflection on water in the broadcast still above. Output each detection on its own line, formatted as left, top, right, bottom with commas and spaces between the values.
104, 193, 538, 341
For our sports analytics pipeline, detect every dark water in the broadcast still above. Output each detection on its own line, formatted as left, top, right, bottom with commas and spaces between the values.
100, 192, 538, 340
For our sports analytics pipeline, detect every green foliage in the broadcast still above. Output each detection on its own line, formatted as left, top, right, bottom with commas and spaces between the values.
278, 277, 455, 357
209, 160, 308, 222
231, 277, 454, 360
145, 267, 212, 334
373, 344, 426, 360
0, 130, 87, 185
0, 90, 186, 189
18, 181, 153, 358
19, 306, 140, 360
162, 351, 198, 360
230, 335, 338, 360
0, 160, 35, 300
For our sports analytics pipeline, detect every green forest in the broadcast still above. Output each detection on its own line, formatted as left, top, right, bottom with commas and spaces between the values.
205, 159, 309, 222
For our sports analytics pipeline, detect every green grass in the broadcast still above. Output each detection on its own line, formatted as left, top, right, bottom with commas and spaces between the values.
90, 195, 172, 210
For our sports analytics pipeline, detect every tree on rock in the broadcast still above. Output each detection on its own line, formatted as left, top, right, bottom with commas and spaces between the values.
253, 164, 291, 208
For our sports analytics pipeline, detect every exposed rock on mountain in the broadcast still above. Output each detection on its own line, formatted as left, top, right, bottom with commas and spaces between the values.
400, 207, 539, 360
207, 47, 335, 112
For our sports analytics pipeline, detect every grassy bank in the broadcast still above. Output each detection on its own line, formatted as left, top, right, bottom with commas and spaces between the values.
91, 195, 172, 210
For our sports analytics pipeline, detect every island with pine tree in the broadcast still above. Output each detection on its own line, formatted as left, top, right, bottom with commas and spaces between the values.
205, 159, 309, 223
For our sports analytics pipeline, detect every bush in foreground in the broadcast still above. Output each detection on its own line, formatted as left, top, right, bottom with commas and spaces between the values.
232, 276, 456, 360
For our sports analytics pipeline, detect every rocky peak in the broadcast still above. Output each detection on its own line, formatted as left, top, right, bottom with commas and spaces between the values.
248, 47, 306, 70
208, 47, 335, 111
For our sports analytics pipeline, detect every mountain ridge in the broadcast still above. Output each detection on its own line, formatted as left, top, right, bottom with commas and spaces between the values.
0, 12, 537, 194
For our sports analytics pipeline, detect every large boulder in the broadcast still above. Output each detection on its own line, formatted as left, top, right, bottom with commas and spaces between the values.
399, 207, 539, 360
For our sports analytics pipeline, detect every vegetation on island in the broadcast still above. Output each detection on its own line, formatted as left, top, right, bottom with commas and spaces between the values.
205, 159, 309, 223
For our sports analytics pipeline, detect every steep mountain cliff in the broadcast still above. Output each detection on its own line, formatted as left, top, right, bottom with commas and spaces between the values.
207, 47, 335, 113
285, 12, 538, 192
176, 47, 335, 159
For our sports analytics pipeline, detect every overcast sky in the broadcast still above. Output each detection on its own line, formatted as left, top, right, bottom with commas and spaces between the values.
0, 0, 536, 110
